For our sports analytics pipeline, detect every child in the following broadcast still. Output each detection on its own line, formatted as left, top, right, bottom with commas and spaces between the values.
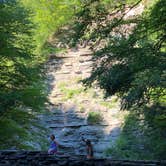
82, 137, 94, 159
48, 134, 58, 154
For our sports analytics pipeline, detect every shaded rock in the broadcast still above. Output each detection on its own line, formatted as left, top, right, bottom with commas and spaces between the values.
0, 151, 164, 166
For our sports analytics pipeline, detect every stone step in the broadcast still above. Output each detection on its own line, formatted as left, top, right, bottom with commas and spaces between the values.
64, 63, 72, 66
79, 59, 92, 63
1, 151, 164, 166
47, 117, 86, 124
56, 71, 71, 74
49, 124, 87, 129
79, 61, 92, 67
55, 75, 75, 80
75, 71, 82, 74
80, 53, 92, 57
79, 66, 92, 71
43, 115, 64, 120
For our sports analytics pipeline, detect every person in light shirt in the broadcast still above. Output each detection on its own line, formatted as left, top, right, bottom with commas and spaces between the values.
48, 134, 58, 154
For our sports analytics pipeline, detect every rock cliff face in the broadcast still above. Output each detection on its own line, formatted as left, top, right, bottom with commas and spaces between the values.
0, 151, 165, 166
36, 4, 146, 158
40, 46, 126, 157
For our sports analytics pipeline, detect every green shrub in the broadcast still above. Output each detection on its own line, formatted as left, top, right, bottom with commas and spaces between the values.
66, 89, 83, 99
87, 111, 103, 124
79, 105, 85, 113
105, 111, 166, 160
105, 135, 145, 160
0, 109, 49, 150
58, 82, 84, 100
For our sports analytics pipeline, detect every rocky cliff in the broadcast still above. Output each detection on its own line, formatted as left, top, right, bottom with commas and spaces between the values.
40, 46, 126, 157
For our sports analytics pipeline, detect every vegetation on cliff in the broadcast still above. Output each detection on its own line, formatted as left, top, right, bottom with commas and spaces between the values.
0, 0, 165, 158
71, 0, 166, 159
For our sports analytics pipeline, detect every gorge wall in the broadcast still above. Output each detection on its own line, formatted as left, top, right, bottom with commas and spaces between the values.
39, 46, 125, 157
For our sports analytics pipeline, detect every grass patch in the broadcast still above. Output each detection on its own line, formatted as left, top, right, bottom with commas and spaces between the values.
100, 101, 116, 109
87, 111, 103, 124
57, 81, 84, 100
65, 88, 83, 99
100, 97, 119, 109
78, 105, 86, 113
60, 88, 84, 100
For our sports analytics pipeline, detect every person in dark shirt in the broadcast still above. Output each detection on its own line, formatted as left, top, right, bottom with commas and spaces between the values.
82, 137, 94, 159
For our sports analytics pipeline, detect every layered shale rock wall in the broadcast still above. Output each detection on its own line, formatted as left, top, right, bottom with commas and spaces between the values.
41, 47, 124, 157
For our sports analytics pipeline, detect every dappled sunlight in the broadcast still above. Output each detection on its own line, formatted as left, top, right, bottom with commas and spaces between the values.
1, 0, 165, 162
42, 45, 125, 158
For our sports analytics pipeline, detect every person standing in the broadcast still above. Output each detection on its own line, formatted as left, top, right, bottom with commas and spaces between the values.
48, 134, 58, 154
82, 137, 94, 159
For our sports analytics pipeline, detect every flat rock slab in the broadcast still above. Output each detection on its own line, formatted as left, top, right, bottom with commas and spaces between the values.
0, 151, 165, 166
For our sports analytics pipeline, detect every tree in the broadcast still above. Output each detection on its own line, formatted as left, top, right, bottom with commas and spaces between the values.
0, 0, 46, 115
21, 0, 81, 54
71, 0, 165, 110
70, 0, 166, 159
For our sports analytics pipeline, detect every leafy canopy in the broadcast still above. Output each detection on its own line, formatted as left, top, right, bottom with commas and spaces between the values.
71, 0, 166, 109
0, 0, 46, 115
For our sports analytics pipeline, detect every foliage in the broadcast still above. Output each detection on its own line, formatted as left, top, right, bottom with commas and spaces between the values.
106, 113, 151, 160
1, 0, 165, 155
0, 0, 48, 149
87, 111, 103, 124
106, 111, 166, 160
71, 0, 166, 110
21, 0, 81, 54
61, 87, 84, 100
0, 0, 47, 116
70, 0, 166, 159
0, 109, 49, 150
57, 81, 84, 100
